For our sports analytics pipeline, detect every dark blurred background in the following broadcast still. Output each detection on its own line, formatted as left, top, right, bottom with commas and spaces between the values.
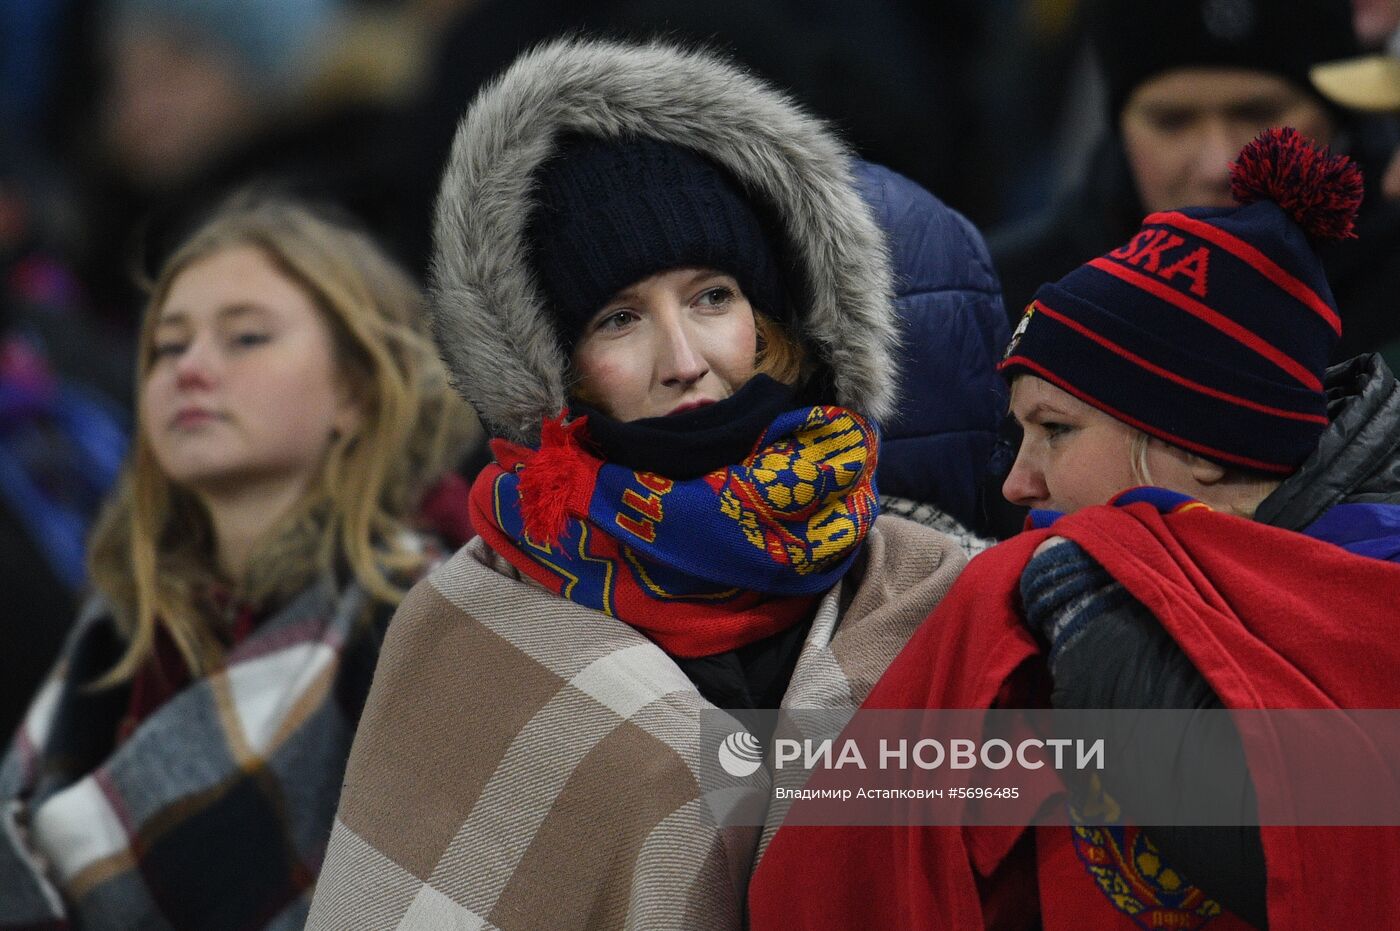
0, 0, 1116, 329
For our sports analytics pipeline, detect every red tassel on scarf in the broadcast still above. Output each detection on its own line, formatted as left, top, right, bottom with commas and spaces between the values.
489, 412, 599, 549
1230, 126, 1364, 240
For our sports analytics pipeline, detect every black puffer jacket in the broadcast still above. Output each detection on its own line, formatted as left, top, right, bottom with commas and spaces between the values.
1255, 353, 1400, 529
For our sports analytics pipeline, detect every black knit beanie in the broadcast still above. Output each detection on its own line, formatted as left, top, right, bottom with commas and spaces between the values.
527, 135, 787, 350
1000, 129, 1363, 474
1089, 0, 1358, 122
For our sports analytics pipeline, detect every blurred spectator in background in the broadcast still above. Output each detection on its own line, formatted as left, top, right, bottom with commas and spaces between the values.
0, 194, 479, 928
1351, 0, 1400, 51
0, 155, 133, 742
1314, 2, 1400, 204
1, 0, 137, 741
68, 0, 429, 321
1313, 5, 1400, 368
0, 194, 128, 743
990, 0, 1400, 364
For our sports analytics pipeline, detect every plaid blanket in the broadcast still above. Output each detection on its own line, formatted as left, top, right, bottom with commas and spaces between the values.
307, 515, 964, 930
0, 566, 412, 929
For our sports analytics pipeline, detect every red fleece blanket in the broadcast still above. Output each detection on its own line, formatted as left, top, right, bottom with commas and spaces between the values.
749, 501, 1400, 931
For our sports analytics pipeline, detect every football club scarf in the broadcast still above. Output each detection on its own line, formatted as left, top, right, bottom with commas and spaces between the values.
469, 404, 880, 657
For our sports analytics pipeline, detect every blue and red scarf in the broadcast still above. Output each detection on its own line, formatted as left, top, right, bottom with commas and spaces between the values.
469, 405, 880, 657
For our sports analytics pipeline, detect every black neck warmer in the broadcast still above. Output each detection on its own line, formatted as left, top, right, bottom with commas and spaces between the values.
571, 374, 803, 479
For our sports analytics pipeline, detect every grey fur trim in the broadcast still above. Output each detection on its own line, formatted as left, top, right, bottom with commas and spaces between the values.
431, 38, 898, 444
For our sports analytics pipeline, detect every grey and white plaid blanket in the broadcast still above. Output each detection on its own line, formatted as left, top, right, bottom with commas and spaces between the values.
0, 568, 407, 929
307, 515, 965, 930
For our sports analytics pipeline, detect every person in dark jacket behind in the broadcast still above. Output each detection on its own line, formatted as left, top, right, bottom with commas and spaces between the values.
990, 0, 1400, 364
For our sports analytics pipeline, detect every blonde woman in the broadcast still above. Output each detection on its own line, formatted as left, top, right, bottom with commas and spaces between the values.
0, 195, 478, 929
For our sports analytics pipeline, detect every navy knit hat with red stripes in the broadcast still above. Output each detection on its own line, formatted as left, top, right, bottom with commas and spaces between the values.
999, 128, 1363, 474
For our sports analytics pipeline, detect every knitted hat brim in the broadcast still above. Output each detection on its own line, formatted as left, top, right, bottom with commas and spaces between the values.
1000, 285, 1328, 473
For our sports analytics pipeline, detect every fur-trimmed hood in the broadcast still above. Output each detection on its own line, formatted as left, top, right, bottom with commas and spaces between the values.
430, 37, 898, 444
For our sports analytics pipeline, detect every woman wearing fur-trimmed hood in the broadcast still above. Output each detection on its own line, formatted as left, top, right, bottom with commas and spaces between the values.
309, 38, 971, 929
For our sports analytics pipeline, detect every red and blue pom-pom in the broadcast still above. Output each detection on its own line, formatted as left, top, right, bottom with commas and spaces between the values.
1230, 127, 1364, 241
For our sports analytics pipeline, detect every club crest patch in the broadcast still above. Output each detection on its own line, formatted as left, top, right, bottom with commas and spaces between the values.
1005, 302, 1036, 360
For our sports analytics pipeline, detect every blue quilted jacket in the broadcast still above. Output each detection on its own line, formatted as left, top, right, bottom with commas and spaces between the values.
855, 162, 1011, 536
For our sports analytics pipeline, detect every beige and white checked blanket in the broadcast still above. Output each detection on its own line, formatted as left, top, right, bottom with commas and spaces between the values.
307, 515, 963, 930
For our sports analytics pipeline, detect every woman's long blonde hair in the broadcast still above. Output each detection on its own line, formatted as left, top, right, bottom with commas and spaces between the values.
89, 193, 479, 684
